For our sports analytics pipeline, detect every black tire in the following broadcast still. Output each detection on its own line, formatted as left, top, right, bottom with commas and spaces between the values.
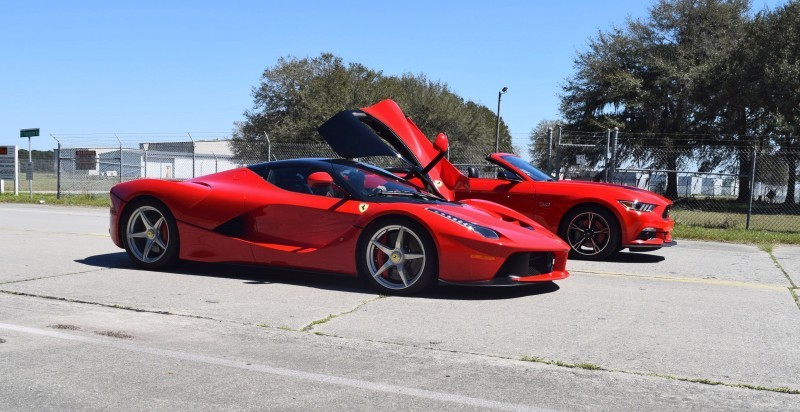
121, 198, 180, 270
558, 205, 620, 260
357, 217, 438, 295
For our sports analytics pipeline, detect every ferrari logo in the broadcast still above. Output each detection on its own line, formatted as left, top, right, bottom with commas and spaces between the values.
434, 180, 443, 188
359, 203, 369, 213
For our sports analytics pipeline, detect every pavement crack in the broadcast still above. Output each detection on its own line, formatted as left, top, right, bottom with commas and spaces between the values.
0, 289, 221, 322
0, 267, 119, 285
299, 295, 387, 332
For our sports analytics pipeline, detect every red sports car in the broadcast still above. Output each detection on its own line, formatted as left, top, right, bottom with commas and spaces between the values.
109, 104, 570, 294
340, 99, 675, 261
455, 153, 675, 260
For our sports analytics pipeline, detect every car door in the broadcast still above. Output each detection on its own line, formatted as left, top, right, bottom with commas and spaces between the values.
247, 165, 363, 261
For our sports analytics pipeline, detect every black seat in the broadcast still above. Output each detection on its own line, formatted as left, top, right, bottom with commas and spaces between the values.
467, 167, 479, 178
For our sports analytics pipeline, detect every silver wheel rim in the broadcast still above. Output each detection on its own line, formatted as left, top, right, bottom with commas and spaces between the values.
126, 206, 170, 264
566, 212, 611, 257
365, 225, 426, 290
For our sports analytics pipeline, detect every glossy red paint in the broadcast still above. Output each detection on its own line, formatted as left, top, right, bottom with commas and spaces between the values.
455, 153, 675, 259
110, 158, 569, 292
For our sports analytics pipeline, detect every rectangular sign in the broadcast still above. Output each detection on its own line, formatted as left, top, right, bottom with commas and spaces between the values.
20, 128, 39, 138
0, 145, 18, 180
75, 150, 97, 171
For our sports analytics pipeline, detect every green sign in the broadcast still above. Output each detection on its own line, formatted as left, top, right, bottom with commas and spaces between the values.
20, 128, 39, 138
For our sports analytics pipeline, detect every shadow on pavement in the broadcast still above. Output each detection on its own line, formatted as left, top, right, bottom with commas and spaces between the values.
605, 252, 666, 264
77, 253, 562, 300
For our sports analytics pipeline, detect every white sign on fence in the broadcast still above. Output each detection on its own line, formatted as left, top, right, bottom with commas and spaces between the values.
0, 145, 19, 195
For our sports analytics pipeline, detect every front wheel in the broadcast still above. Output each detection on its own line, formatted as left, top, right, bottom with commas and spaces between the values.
123, 199, 180, 270
559, 206, 620, 260
357, 218, 437, 295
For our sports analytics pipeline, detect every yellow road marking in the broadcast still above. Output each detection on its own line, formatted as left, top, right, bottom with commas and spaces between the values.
571, 269, 787, 291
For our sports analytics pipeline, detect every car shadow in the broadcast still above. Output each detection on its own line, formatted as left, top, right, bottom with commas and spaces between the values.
605, 252, 666, 263
77, 253, 561, 300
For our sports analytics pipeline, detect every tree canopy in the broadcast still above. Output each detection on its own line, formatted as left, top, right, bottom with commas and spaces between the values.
557, 0, 800, 203
232, 53, 510, 163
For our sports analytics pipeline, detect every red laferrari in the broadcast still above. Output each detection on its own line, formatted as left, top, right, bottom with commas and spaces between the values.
109, 104, 570, 294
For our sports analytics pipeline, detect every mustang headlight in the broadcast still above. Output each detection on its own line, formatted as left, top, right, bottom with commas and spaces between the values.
618, 200, 656, 213
427, 208, 500, 239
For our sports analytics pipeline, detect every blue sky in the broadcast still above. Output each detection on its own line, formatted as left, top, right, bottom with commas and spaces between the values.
0, 0, 784, 152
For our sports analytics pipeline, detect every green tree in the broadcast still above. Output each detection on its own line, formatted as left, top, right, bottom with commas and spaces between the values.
232, 53, 511, 163
560, 0, 751, 199
757, 1, 800, 204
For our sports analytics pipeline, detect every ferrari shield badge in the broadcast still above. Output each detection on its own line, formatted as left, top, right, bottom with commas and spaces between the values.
359, 203, 369, 213
434, 180, 443, 188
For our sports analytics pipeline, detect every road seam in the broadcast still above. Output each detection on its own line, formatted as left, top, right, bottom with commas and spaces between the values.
0, 268, 121, 285
766, 250, 800, 311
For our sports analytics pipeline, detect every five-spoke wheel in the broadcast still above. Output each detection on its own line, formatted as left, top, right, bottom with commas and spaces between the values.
123, 200, 180, 269
358, 218, 437, 294
559, 206, 619, 260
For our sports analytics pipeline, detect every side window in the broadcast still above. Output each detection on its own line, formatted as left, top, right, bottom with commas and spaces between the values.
266, 167, 314, 195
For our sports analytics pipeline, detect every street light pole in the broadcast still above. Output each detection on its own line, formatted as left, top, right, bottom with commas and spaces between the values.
494, 87, 508, 153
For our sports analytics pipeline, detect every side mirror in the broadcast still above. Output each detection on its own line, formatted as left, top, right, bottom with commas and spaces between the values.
497, 170, 522, 182
433, 133, 449, 153
307, 171, 334, 187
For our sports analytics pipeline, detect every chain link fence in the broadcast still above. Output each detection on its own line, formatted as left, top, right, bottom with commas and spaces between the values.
529, 129, 800, 233
3, 131, 797, 234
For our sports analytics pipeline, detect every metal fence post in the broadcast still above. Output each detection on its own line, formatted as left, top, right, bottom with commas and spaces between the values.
114, 133, 122, 183
604, 129, 611, 182
746, 144, 757, 230
143, 146, 148, 178
555, 126, 562, 181
188, 133, 196, 178
51, 134, 62, 199
546, 127, 553, 176
612, 127, 619, 178
263, 132, 271, 162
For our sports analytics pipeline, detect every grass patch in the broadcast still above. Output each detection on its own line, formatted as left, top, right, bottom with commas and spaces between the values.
520, 356, 603, 371
0, 192, 109, 207
674, 223, 800, 245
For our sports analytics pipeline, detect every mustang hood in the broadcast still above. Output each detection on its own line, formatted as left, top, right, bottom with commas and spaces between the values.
318, 99, 468, 201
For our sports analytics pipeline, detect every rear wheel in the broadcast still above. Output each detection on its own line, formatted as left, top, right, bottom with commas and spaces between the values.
357, 218, 437, 295
123, 199, 180, 270
559, 206, 620, 260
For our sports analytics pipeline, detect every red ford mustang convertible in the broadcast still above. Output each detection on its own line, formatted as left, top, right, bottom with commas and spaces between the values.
109, 102, 570, 294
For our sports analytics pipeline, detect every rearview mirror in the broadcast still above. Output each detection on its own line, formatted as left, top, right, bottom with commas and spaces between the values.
433, 133, 449, 153
307, 171, 334, 187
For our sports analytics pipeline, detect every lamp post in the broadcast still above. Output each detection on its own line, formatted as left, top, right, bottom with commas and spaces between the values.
494, 87, 508, 153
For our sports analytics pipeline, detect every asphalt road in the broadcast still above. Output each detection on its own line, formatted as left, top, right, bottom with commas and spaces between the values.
1, 203, 798, 411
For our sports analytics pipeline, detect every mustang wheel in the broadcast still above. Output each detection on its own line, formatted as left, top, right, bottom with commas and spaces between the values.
123, 199, 180, 270
559, 206, 620, 260
358, 218, 437, 295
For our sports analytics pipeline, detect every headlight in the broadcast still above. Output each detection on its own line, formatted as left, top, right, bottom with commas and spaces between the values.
618, 200, 656, 213
427, 208, 500, 239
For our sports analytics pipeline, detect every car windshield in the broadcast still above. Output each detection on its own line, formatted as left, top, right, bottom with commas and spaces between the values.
331, 162, 438, 199
500, 155, 554, 182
